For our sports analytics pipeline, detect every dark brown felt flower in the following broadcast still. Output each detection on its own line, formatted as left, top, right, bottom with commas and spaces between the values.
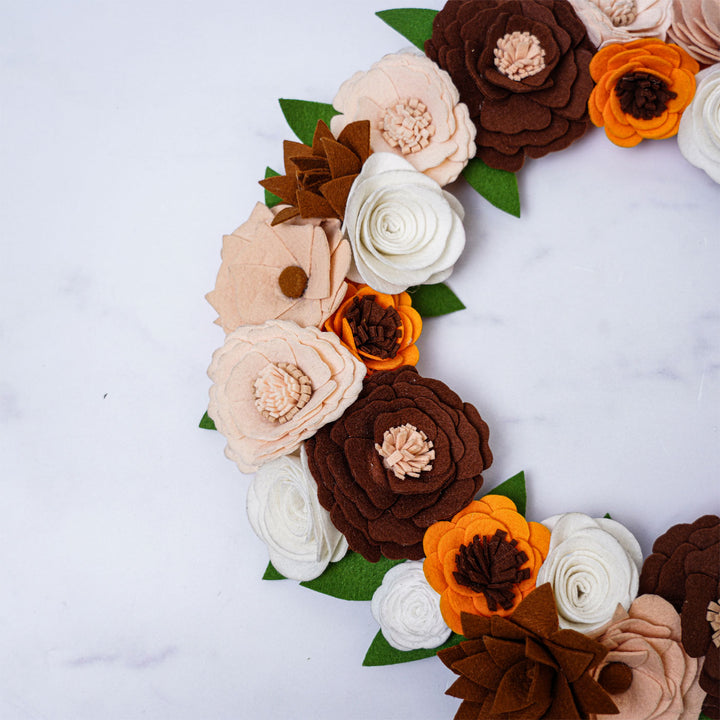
439, 584, 618, 719
303, 366, 492, 562
425, 0, 596, 172
639, 514, 720, 719
259, 119, 371, 225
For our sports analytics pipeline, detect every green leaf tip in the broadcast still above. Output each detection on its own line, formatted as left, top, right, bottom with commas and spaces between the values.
262, 561, 286, 581
264, 167, 282, 208
462, 157, 521, 218
362, 630, 463, 666
199, 411, 216, 431
278, 98, 339, 146
375, 8, 438, 51
485, 471, 527, 517
407, 282, 465, 317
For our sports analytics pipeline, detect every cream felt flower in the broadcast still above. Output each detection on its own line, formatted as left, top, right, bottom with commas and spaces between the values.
678, 64, 720, 184
330, 52, 476, 186
668, 0, 720, 66
566, 0, 672, 49
371, 561, 451, 651
207, 320, 366, 473
206, 203, 350, 333
343, 153, 466, 295
246, 451, 348, 581
536, 512, 643, 634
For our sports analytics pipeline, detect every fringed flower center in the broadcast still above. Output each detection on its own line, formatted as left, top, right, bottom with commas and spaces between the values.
494, 31, 546, 81
380, 97, 435, 155
598, 662, 634, 694
615, 72, 677, 120
453, 529, 531, 611
346, 295, 402, 360
254, 362, 312, 423
375, 423, 435, 479
278, 265, 308, 299
708, 599, 720, 648
590, 0, 637, 27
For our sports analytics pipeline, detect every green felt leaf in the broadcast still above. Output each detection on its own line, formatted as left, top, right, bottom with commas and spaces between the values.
363, 630, 463, 666
406, 283, 465, 317
278, 99, 339, 146
262, 561, 286, 581
699, 714, 712, 720
462, 157, 521, 218
485, 471, 527, 517
264, 167, 282, 208
375, 8, 438, 51
199, 411, 216, 431
300, 552, 405, 601
604, 512, 612, 519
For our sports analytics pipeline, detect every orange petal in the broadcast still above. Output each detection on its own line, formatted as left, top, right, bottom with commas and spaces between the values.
423, 521, 453, 556
423, 553, 448, 593
440, 591, 464, 635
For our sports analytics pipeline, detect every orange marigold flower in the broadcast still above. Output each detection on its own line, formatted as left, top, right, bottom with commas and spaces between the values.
588, 38, 699, 147
423, 494, 550, 635
324, 282, 422, 374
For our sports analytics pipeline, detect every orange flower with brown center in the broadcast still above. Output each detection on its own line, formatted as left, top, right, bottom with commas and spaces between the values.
589, 38, 699, 147
423, 494, 550, 635
324, 282, 422, 374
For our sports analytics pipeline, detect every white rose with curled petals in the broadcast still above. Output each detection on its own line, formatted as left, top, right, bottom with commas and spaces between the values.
343, 152, 466, 294
371, 560, 451, 651
678, 64, 720, 184
536, 512, 642, 635
246, 450, 348, 581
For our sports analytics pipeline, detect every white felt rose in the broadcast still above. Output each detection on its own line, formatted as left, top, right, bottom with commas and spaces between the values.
678, 64, 720, 184
371, 560, 451, 651
536, 513, 642, 635
343, 152, 466, 294
247, 450, 348, 581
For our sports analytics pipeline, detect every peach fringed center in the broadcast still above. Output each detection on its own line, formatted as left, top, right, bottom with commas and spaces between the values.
380, 98, 435, 155
589, 0, 637, 27
253, 362, 312, 423
375, 423, 435, 479
494, 31, 546, 82
708, 599, 720, 648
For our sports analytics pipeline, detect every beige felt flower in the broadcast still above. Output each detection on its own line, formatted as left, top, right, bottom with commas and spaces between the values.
206, 203, 351, 333
668, 0, 720, 66
207, 320, 365, 473
330, 52, 476, 186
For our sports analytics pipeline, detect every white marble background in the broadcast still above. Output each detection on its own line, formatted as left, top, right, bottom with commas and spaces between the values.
1, 1, 718, 718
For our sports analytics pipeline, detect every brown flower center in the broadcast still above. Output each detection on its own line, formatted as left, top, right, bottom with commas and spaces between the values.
708, 599, 720, 648
590, 0, 637, 26
615, 72, 677, 120
453, 529, 531, 611
278, 265, 308, 299
598, 662, 634, 694
253, 362, 312, 423
494, 31, 546, 81
346, 295, 402, 360
375, 424, 435, 480
380, 97, 435, 155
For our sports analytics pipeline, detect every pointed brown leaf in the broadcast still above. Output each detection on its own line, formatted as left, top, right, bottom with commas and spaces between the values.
483, 636, 526, 670
572, 673, 620, 717
446, 677, 489, 704
525, 636, 558, 669
283, 139, 312, 173
490, 663, 533, 714
296, 188, 337, 220
337, 120, 372, 163
510, 584, 559, 638
290, 155, 328, 172
544, 640, 595, 683
321, 137, 362, 178
320, 174, 355, 220
460, 612, 492, 640
259, 174, 298, 205
453, 652, 505, 690
311, 119, 335, 156
269, 205, 300, 226
545, 675, 581, 720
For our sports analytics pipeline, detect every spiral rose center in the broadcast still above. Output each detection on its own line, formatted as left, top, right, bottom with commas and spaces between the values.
589, 0, 637, 26
453, 529, 531, 611
380, 97, 435, 155
346, 295, 402, 360
708, 599, 720, 648
253, 362, 312, 423
615, 72, 677, 120
494, 31, 546, 81
375, 424, 434, 479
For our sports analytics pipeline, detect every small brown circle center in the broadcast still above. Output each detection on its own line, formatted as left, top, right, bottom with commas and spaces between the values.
598, 662, 633, 694
278, 266, 308, 299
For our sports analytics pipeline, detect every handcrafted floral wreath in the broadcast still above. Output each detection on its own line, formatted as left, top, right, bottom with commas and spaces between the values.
201, 2, 720, 719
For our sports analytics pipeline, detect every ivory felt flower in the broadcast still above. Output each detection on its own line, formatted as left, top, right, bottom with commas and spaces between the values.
371, 560, 451, 651
588, 38, 700, 147
324, 282, 422, 375
246, 451, 348, 581
330, 51, 476, 186
591, 595, 706, 720
206, 203, 350, 333
423, 494, 550, 635
536, 512, 643, 635
207, 320, 365, 473
667, 0, 720, 66
678, 64, 720, 184
343, 152, 466, 295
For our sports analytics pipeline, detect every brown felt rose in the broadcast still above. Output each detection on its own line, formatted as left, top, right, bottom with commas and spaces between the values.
303, 366, 492, 562
426, 0, 596, 171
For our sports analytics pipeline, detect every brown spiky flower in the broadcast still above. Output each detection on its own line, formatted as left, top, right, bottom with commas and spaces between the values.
259, 119, 371, 225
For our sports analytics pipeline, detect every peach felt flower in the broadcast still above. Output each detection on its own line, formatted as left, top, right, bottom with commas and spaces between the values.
323, 282, 422, 374
588, 38, 700, 146
423, 495, 550, 634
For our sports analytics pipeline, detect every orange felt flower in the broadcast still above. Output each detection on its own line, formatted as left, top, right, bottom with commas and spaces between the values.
324, 282, 422, 374
588, 39, 699, 147
423, 495, 550, 635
